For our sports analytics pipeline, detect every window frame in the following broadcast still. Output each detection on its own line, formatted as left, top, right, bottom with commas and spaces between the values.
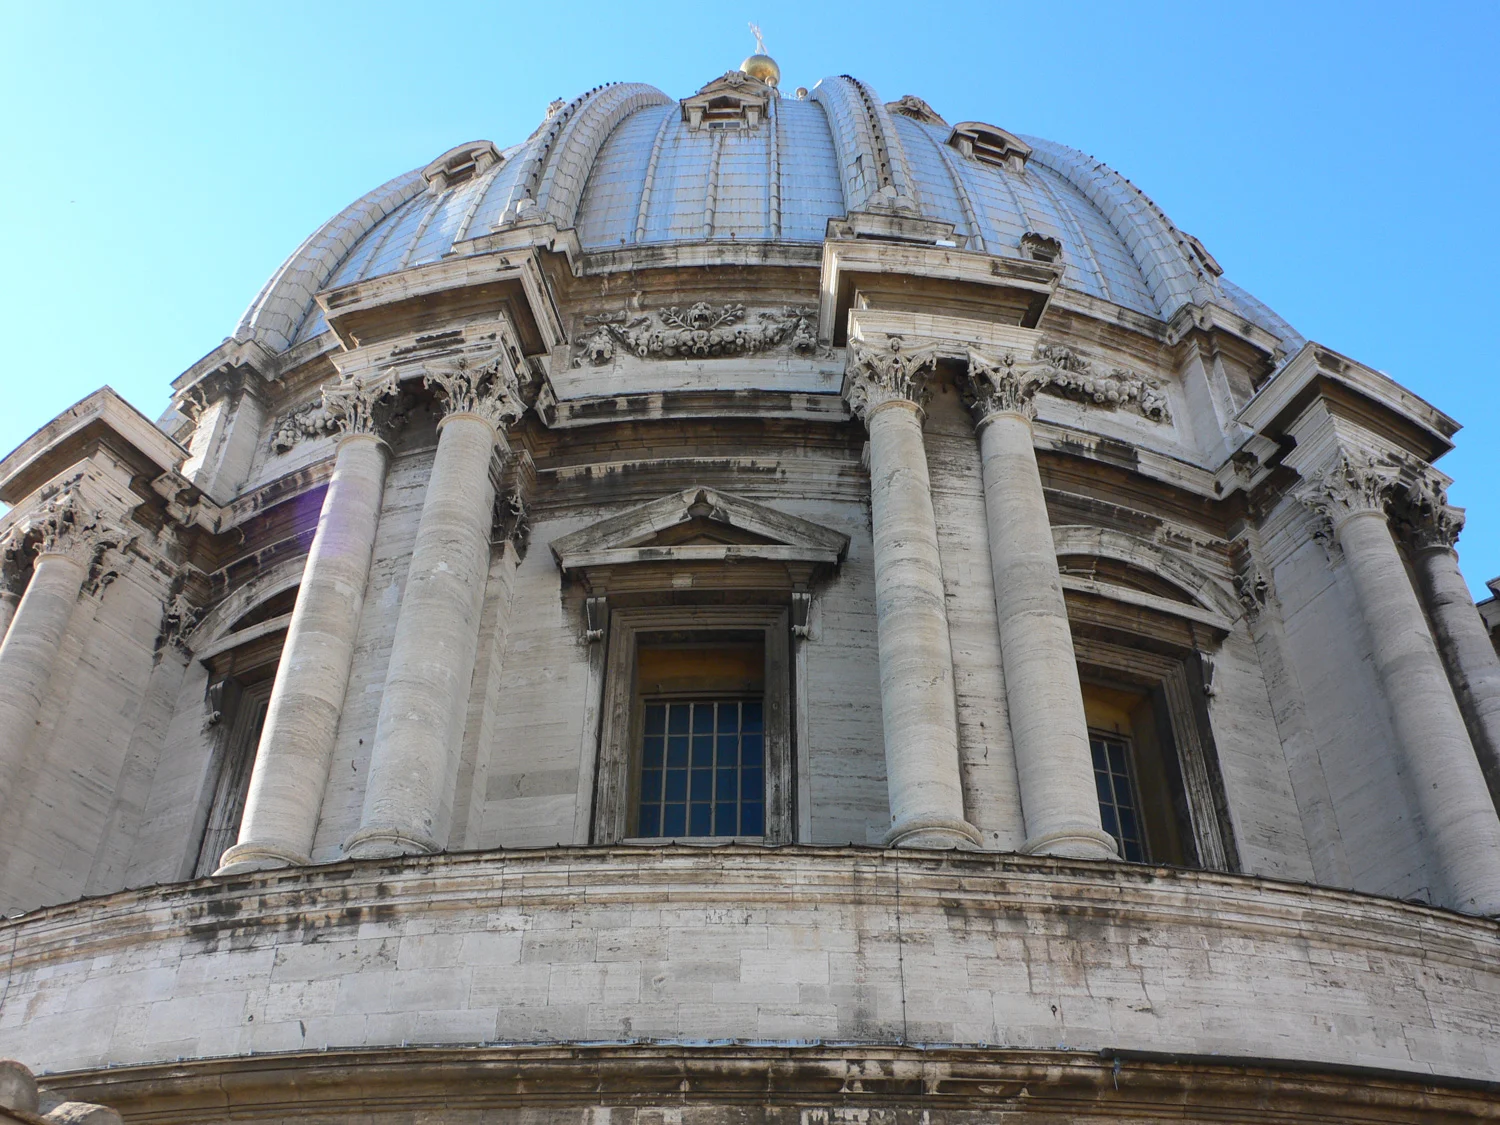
591, 605, 793, 846
1089, 728, 1151, 863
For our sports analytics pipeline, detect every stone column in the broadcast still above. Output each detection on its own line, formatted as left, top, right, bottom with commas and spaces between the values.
844, 337, 979, 849
963, 350, 1118, 860
345, 350, 525, 859
1302, 453, 1500, 915
0, 486, 122, 819
216, 371, 399, 874
1395, 475, 1500, 813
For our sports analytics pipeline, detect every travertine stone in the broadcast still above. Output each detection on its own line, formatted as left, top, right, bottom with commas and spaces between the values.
347, 351, 524, 859
844, 338, 979, 849
1303, 454, 1500, 913
217, 377, 396, 875
0, 486, 113, 820
1397, 477, 1500, 813
966, 350, 1116, 860
0, 1058, 39, 1115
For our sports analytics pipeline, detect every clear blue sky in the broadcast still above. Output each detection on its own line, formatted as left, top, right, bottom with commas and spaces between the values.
2, 1, 1497, 592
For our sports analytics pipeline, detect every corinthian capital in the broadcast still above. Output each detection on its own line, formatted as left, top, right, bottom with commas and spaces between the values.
425, 349, 526, 431
1391, 471, 1465, 550
1297, 451, 1401, 529
842, 336, 939, 422
962, 348, 1051, 423
28, 482, 131, 568
322, 368, 401, 439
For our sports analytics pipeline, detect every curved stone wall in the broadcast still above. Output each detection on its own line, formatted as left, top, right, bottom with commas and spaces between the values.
3, 847, 1498, 1082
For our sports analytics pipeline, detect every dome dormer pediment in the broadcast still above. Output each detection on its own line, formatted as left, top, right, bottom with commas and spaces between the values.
681, 71, 774, 131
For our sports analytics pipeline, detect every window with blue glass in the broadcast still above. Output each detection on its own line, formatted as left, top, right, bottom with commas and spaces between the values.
637, 698, 765, 838
1092, 732, 1147, 862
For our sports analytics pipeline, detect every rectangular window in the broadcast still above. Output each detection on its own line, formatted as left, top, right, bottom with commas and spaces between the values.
637, 698, 765, 838
1092, 732, 1147, 862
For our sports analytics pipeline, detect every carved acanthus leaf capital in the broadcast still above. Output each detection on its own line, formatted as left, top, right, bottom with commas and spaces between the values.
1297, 451, 1402, 529
1391, 470, 1465, 551
962, 348, 1049, 423
842, 336, 939, 422
321, 368, 402, 440
425, 349, 526, 431
0, 526, 30, 595
27, 482, 132, 571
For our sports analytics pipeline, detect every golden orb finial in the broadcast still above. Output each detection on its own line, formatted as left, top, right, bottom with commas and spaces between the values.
740, 22, 780, 88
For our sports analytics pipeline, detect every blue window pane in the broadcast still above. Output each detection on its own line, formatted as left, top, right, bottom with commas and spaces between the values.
668, 706, 690, 734
689, 803, 712, 836
1099, 805, 1118, 837
716, 802, 737, 833
717, 735, 739, 767
693, 705, 714, 733
645, 705, 667, 735
1118, 806, 1138, 842
643, 737, 664, 769
666, 737, 689, 768
1122, 838, 1145, 863
716, 771, 738, 800
664, 770, 687, 802
742, 767, 763, 800
639, 805, 660, 836
717, 703, 739, 732
640, 769, 663, 802
742, 700, 763, 732
1090, 741, 1107, 770
692, 736, 714, 766
741, 734, 763, 767
663, 804, 686, 836
691, 770, 712, 801
1095, 771, 1111, 802
740, 803, 764, 836
1108, 743, 1127, 775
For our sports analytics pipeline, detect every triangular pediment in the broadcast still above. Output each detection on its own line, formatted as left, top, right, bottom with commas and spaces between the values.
550, 486, 848, 574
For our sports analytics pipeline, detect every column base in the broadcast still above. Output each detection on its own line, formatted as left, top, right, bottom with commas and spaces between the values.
213, 843, 311, 876
343, 827, 440, 861
884, 815, 983, 850
1023, 826, 1120, 860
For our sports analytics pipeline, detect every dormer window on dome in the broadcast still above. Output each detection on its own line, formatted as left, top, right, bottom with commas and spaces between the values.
681, 71, 773, 131
1020, 231, 1063, 264
422, 140, 502, 193
948, 121, 1032, 173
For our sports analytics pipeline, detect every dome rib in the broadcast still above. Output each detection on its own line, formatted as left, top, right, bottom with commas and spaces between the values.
538, 83, 673, 229
1024, 137, 1220, 319
234, 169, 424, 352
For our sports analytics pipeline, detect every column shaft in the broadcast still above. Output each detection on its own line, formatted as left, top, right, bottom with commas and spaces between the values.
978, 412, 1116, 859
0, 591, 18, 644
866, 401, 977, 848
0, 553, 85, 816
1337, 511, 1500, 913
346, 413, 499, 858
1416, 546, 1500, 811
217, 433, 390, 873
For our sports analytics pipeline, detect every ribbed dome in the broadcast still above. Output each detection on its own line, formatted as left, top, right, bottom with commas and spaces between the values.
235, 75, 1303, 357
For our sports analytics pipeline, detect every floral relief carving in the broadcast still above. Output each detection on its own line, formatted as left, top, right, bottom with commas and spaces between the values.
573, 304, 822, 367
1029, 342, 1172, 422
22, 480, 134, 586
424, 349, 527, 430
842, 336, 939, 421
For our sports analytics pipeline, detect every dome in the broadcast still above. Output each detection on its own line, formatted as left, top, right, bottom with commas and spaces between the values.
235, 74, 1303, 357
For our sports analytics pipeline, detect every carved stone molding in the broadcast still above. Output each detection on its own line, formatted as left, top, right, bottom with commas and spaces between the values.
1391, 471, 1465, 551
29, 483, 132, 573
842, 336, 939, 421
0, 526, 30, 597
425, 350, 526, 431
962, 348, 1050, 423
1029, 342, 1172, 422
159, 590, 204, 656
1297, 451, 1402, 531
573, 304, 821, 367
